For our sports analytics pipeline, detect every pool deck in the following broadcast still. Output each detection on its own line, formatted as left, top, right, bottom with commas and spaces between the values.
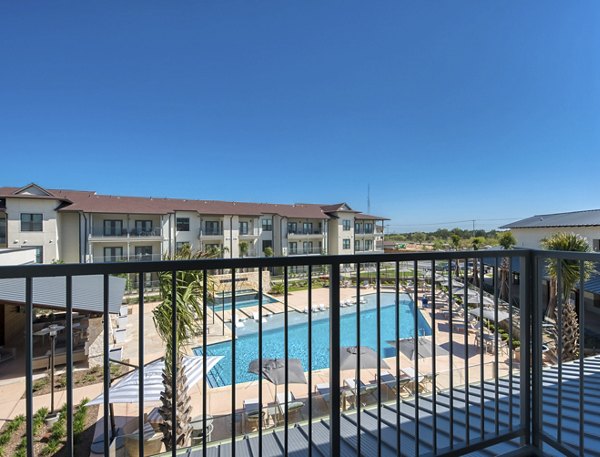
87, 285, 515, 454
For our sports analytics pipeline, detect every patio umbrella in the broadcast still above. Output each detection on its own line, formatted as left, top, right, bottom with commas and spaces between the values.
389, 336, 449, 360
88, 354, 222, 453
469, 307, 510, 322
248, 358, 307, 403
88, 355, 223, 406
339, 346, 390, 371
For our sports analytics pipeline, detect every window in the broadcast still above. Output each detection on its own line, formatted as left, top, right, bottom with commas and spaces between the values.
205, 221, 220, 235
104, 247, 123, 262
21, 213, 43, 232
355, 240, 361, 251
342, 220, 351, 231
303, 241, 313, 254
343, 239, 351, 250
355, 223, 362, 233
365, 240, 373, 251
0, 216, 6, 246
303, 222, 313, 234
176, 241, 190, 252
239, 221, 249, 235
135, 220, 153, 235
103, 220, 123, 236
262, 219, 273, 232
176, 217, 190, 231
364, 222, 374, 233
289, 242, 297, 254
134, 246, 152, 260
287, 222, 297, 234
593, 239, 600, 252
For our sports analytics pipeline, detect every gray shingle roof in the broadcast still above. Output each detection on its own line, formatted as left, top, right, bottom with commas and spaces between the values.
501, 209, 600, 229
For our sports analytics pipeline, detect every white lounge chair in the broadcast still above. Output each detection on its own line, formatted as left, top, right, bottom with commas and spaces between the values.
318, 303, 326, 312
252, 311, 268, 323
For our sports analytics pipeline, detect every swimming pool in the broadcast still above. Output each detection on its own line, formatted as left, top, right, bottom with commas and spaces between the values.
210, 289, 279, 311
196, 292, 431, 387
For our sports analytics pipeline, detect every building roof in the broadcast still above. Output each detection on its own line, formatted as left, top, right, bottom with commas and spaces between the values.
0, 275, 125, 314
0, 183, 385, 221
501, 209, 600, 229
354, 213, 389, 221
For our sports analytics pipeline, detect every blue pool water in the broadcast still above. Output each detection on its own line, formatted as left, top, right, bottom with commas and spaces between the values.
196, 292, 431, 386
210, 289, 279, 311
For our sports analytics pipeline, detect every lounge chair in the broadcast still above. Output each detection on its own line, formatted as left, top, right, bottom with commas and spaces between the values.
243, 398, 268, 432
378, 371, 415, 398
275, 392, 303, 423
344, 378, 377, 407
252, 312, 267, 323
318, 303, 326, 312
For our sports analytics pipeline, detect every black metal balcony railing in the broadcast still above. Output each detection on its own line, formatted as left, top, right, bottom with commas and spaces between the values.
288, 229, 323, 235
2, 249, 599, 456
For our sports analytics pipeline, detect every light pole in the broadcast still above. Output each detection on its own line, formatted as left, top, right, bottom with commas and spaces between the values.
34, 323, 65, 417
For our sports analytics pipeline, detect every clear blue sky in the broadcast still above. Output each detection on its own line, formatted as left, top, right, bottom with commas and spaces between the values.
1, 2, 598, 232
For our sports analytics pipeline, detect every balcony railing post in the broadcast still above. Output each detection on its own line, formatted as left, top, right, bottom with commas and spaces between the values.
519, 250, 536, 448
329, 262, 341, 457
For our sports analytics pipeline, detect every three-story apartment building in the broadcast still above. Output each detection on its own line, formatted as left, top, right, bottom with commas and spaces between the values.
0, 184, 387, 264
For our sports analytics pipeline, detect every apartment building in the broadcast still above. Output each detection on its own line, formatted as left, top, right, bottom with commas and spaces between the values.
0, 183, 387, 264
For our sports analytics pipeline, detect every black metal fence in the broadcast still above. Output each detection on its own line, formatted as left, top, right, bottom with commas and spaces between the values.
1, 249, 598, 456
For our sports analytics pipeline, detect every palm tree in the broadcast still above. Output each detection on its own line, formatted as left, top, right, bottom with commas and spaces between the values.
541, 232, 593, 362
153, 245, 214, 450
498, 231, 516, 301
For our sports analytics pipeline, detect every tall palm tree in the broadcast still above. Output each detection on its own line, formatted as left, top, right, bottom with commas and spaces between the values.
541, 232, 593, 362
153, 245, 215, 450
498, 231, 516, 301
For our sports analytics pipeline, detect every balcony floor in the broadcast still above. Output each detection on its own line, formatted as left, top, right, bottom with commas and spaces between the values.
187, 355, 600, 457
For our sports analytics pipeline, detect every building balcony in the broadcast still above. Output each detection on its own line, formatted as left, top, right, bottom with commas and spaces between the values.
89, 228, 162, 241
92, 253, 163, 263
3, 249, 599, 456
199, 229, 224, 239
287, 230, 324, 238
239, 231, 259, 239
288, 247, 323, 256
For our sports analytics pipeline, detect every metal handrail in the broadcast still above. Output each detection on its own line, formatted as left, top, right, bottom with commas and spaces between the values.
5, 248, 600, 457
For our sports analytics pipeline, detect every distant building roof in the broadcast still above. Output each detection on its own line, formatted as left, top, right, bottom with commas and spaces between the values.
0, 184, 385, 221
501, 209, 600, 229
0, 275, 125, 314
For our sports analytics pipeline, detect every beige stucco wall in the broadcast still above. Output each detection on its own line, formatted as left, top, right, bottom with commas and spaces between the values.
5, 198, 60, 263
59, 212, 80, 263
512, 227, 600, 250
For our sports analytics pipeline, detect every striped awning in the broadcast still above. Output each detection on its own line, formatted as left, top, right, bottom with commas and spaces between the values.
88, 355, 223, 405
0, 275, 126, 314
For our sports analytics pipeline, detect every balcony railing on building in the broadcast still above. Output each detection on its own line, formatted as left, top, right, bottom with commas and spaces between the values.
3, 249, 599, 456
89, 228, 162, 238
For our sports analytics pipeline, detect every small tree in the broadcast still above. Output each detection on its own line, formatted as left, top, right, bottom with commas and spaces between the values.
450, 234, 461, 250
471, 237, 484, 286
263, 246, 274, 257
239, 241, 249, 258
541, 232, 594, 362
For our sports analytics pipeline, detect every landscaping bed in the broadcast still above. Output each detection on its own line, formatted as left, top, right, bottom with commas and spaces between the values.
0, 400, 98, 457
28, 363, 129, 398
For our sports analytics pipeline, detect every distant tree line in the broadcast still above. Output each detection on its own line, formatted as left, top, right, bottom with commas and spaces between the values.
386, 227, 507, 250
